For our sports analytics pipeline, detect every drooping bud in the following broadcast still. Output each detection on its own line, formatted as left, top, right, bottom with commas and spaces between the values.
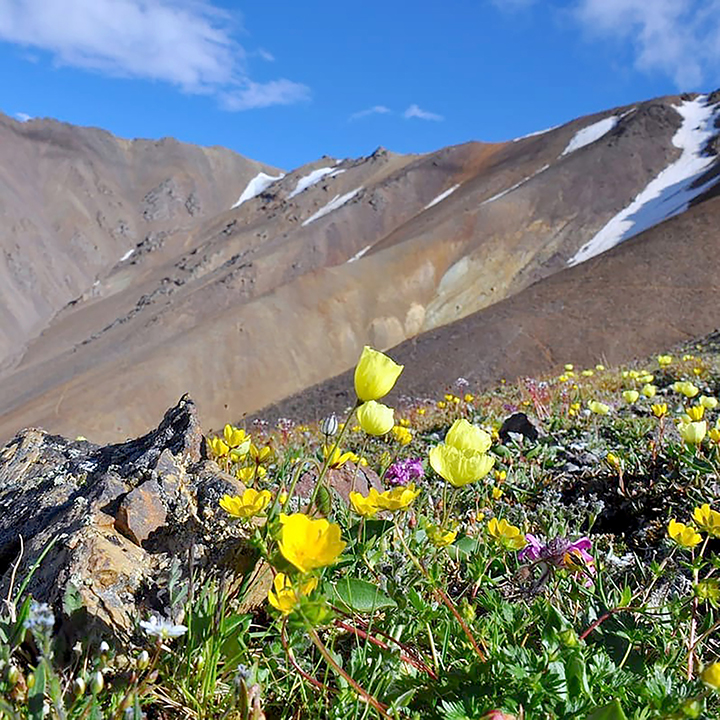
321, 414, 339, 437
73, 676, 86, 696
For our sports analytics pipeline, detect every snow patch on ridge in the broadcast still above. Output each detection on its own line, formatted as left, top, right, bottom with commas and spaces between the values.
302, 188, 363, 226
569, 96, 720, 267
513, 123, 562, 142
424, 184, 460, 209
232, 172, 285, 208
347, 244, 372, 263
288, 167, 335, 198
119, 248, 134, 262
481, 165, 550, 205
562, 116, 620, 156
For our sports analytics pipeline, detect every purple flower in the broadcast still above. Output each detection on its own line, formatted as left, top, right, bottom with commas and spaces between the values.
518, 534, 595, 585
385, 458, 425, 486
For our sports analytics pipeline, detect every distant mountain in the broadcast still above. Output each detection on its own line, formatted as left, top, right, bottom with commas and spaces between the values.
0, 91, 718, 442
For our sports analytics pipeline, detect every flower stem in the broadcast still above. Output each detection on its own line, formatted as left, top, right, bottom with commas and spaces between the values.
307, 627, 392, 719
394, 526, 488, 662
309, 401, 360, 509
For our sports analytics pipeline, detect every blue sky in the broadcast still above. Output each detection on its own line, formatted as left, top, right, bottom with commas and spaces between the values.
1, 0, 719, 171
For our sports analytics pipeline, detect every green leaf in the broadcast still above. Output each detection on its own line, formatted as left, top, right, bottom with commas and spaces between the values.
28, 661, 47, 720
587, 699, 628, 720
566, 654, 590, 698
447, 536, 480, 560
333, 577, 396, 614
62, 582, 84, 616
619, 585, 632, 607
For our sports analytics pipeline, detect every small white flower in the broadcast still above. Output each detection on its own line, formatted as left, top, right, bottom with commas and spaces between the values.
139, 616, 188, 639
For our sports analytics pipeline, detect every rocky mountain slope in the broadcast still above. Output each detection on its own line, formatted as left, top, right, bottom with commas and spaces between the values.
0, 90, 719, 442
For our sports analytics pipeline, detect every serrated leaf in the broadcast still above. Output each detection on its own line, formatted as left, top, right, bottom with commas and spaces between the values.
62, 582, 84, 616
587, 699, 628, 720
333, 577, 396, 614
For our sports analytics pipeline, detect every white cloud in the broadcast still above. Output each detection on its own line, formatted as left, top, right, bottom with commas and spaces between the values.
349, 105, 392, 121
404, 104, 444, 122
14, 112, 31, 122
221, 79, 311, 111
256, 48, 275, 62
574, 0, 720, 88
0, 0, 309, 109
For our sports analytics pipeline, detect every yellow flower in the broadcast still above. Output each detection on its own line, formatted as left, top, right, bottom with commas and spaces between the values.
219, 488, 272, 519
323, 445, 355, 469
208, 436, 229, 458
667, 519, 703, 548
417, 407, 427, 415
588, 400, 610, 415
267, 573, 318, 615
606, 453, 622, 469
445, 418, 492, 453
710, 428, 720, 444
494, 469, 507, 481
657, 355, 673, 367
223, 424, 250, 451
392, 426, 413, 445
492, 487, 504, 500
595, 364, 605, 371
349, 489, 381, 518
250, 444, 273, 464
701, 662, 720, 690
700, 395, 718, 410
622, 390, 639, 404
652, 403, 668, 418
564, 363, 574, 371
693, 504, 720, 537
581, 369, 594, 377
638, 374, 654, 384
686, 405, 705, 421
558, 374, 569, 382
429, 444, 495, 488
278, 514, 346, 573
375, 484, 420, 511
673, 381, 699, 398
236, 466, 266, 482
487, 518, 526, 550
356, 400, 395, 436
680, 420, 706, 445
354, 346, 404, 402
641, 384, 657, 398
426, 524, 458, 548
464, 393, 475, 403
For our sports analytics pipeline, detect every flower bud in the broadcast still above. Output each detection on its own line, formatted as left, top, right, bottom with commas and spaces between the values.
73, 677, 86, 696
7, 665, 21, 686
99, 641, 110, 655
320, 414, 339, 437
91, 670, 104, 694
136, 650, 150, 670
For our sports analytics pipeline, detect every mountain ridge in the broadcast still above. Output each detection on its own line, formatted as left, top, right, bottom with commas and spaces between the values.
0, 90, 718, 442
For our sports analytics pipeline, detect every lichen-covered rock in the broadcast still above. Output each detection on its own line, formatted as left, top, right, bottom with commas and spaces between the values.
0, 395, 254, 642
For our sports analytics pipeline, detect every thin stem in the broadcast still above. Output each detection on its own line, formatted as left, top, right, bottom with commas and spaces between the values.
307, 628, 392, 719
281, 619, 334, 695
309, 401, 361, 508
394, 526, 488, 662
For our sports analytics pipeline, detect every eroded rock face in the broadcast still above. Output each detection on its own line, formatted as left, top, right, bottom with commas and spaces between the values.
0, 396, 249, 642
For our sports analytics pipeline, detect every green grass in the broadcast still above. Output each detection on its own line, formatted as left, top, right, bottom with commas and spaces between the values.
3, 346, 720, 719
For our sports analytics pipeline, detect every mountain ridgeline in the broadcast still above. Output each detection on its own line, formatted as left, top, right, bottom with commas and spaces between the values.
1, 90, 720, 442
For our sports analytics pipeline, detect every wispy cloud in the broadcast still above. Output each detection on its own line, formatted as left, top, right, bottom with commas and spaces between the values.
256, 48, 275, 62
221, 79, 311, 111
14, 112, 32, 122
404, 104, 444, 121
0, 0, 310, 110
349, 105, 392, 121
574, 0, 720, 87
